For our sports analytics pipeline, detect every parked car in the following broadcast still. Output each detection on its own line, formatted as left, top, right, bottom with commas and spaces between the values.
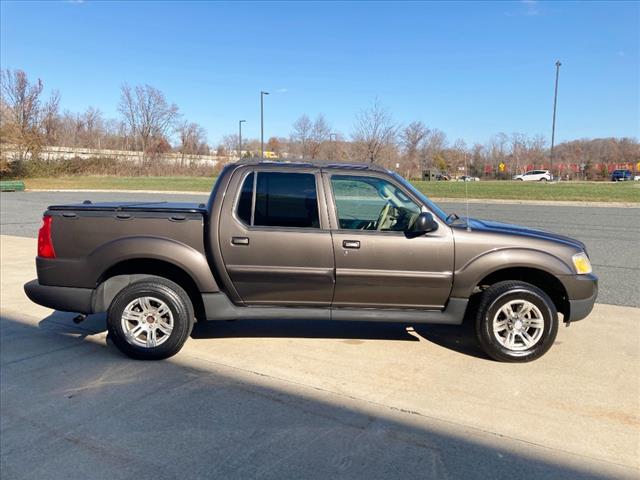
634, 175, 640, 181
435, 173, 450, 181
457, 175, 480, 182
25, 160, 597, 363
610, 169, 633, 181
513, 170, 553, 182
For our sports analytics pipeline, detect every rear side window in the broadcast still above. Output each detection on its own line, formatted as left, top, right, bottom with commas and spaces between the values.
235, 171, 320, 228
237, 172, 254, 224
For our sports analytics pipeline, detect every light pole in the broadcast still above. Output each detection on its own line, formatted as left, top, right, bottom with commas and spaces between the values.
238, 120, 246, 160
550, 60, 561, 179
260, 91, 269, 158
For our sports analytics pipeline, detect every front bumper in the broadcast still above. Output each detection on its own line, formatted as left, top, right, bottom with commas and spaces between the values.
561, 273, 598, 322
24, 279, 94, 314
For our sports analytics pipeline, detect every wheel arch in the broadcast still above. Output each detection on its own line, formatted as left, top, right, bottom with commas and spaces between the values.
93, 258, 207, 321
474, 267, 570, 319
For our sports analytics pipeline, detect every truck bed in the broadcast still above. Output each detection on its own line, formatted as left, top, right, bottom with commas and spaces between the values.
44, 201, 209, 274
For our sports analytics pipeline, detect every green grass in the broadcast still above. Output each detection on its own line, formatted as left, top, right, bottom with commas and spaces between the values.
25, 176, 217, 192
412, 180, 639, 202
22, 176, 640, 202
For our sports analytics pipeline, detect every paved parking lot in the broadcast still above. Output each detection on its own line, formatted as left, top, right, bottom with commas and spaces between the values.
2, 191, 639, 307
1, 230, 639, 478
2, 190, 639, 479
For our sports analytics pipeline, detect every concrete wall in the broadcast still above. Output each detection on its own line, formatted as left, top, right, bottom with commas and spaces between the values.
1, 145, 223, 166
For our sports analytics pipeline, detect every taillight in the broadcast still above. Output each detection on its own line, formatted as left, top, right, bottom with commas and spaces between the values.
37, 215, 56, 258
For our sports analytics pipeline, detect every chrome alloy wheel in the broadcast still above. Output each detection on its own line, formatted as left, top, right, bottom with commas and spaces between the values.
492, 299, 544, 351
121, 296, 174, 348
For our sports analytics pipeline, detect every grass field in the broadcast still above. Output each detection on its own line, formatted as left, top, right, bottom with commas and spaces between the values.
22, 176, 640, 202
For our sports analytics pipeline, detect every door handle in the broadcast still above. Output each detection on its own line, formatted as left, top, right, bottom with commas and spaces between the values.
232, 236, 250, 246
343, 240, 360, 249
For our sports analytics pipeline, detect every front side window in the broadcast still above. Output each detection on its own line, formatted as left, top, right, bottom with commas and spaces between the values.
331, 175, 421, 231
235, 171, 320, 228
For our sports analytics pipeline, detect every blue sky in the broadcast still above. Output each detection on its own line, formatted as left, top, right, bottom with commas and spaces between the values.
1, 1, 638, 146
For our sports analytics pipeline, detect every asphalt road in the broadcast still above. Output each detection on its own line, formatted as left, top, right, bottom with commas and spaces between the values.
2, 235, 639, 479
1, 191, 639, 307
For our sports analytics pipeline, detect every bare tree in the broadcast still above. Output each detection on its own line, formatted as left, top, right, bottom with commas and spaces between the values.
351, 99, 397, 164
308, 114, 330, 159
176, 121, 208, 164
221, 133, 239, 157
401, 121, 430, 176
291, 114, 313, 159
118, 83, 179, 158
0, 69, 45, 159
41, 90, 61, 146
420, 128, 447, 171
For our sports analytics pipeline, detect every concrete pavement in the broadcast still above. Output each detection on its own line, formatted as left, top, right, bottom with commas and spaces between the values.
1, 234, 639, 479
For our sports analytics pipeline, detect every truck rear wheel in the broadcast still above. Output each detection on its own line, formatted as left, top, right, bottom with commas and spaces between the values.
475, 281, 558, 362
107, 278, 194, 360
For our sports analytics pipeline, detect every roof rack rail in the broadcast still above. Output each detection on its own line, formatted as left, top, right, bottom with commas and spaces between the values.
229, 159, 391, 173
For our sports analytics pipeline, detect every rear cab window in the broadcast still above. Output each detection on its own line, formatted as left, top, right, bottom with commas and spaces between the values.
236, 171, 320, 228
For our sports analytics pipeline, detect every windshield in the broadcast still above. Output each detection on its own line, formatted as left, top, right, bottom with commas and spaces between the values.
390, 172, 449, 222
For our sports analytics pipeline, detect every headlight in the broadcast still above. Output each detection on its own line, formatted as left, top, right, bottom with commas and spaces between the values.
572, 252, 592, 275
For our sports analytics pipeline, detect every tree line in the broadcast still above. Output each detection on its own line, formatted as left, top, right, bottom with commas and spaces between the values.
1, 68, 638, 179
0, 69, 209, 167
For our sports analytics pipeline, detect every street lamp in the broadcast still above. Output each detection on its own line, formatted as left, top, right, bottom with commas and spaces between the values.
238, 120, 246, 160
260, 91, 269, 158
550, 60, 561, 179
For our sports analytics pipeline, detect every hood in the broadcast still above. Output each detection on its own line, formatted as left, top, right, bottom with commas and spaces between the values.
456, 218, 587, 252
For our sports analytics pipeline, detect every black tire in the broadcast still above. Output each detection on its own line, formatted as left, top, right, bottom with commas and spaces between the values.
107, 278, 194, 360
474, 281, 558, 362
539, 177, 548, 182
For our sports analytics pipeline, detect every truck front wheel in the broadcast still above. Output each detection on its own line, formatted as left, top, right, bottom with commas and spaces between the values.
107, 278, 194, 360
475, 281, 558, 362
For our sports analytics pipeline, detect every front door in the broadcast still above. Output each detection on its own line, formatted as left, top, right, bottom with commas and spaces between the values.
219, 168, 335, 306
325, 172, 454, 309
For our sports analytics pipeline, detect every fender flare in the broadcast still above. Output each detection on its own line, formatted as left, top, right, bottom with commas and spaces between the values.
451, 247, 573, 298
88, 236, 220, 293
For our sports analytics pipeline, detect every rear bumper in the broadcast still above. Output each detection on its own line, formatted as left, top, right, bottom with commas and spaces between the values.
24, 279, 94, 314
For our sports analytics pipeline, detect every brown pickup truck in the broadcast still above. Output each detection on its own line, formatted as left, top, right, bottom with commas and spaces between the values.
25, 161, 597, 362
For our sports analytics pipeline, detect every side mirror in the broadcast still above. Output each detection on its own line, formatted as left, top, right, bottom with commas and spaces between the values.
409, 212, 438, 235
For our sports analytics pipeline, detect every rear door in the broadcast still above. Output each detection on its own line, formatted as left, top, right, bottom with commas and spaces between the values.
219, 167, 335, 306
324, 171, 454, 309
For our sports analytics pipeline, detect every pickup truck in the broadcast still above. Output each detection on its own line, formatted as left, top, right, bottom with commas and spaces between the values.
25, 161, 598, 362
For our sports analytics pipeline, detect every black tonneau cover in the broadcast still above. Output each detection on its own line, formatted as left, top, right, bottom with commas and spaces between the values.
47, 201, 207, 214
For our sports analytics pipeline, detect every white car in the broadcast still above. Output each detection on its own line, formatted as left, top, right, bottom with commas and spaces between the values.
513, 170, 553, 182
457, 175, 480, 181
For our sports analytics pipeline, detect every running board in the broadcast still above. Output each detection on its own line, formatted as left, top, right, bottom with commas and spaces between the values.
202, 293, 467, 326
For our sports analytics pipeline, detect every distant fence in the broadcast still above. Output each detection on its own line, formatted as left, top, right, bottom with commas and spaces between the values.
1, 145, 226, 166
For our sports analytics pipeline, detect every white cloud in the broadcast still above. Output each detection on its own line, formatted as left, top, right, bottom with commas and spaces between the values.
505, 0, 541, 17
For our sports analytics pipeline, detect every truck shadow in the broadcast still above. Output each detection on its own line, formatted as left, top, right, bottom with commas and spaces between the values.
192, 316, 489, 360
1, 312, 623, 479
37, 310, 489, 360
